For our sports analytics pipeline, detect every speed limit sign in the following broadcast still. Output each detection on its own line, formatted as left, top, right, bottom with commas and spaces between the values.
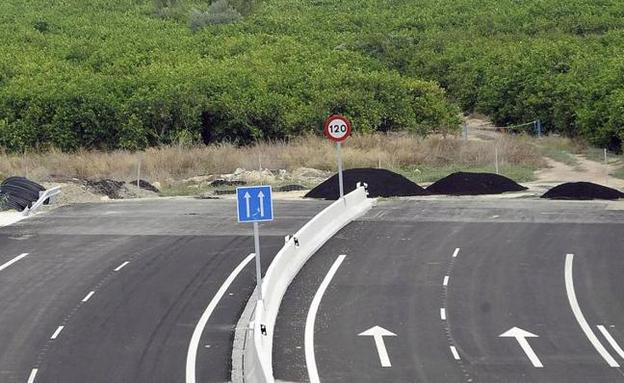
323, 115, 352, 142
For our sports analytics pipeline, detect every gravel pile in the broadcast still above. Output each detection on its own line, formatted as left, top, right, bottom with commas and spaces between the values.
305, 168, 429, 200
541, 182, 624, 200
427, 172, 527, 195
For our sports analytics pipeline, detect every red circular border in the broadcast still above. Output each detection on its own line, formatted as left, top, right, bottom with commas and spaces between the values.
323, 114, 352, 142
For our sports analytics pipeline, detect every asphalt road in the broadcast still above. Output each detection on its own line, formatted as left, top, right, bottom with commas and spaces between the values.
0, 198, 328, 383
273, 199, 624, 382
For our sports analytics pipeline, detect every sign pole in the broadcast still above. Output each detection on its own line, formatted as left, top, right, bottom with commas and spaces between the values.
337, 142, 344, 198
237, 185, 273, 301
253, 221, 262, 300
323, 114, 352, 199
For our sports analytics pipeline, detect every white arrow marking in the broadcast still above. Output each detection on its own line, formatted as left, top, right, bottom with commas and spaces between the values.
243, 192, 251, 218
358, 326, 397, 367
499, 327, 543, 368
258, 191, 265, 217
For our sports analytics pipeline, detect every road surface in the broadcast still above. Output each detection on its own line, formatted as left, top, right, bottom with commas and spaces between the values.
273, 199, 624, 382
0, 198, 328, 383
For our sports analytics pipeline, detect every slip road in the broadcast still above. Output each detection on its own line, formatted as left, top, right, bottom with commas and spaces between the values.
273, 199, 624, 382
0, 198, 328, 383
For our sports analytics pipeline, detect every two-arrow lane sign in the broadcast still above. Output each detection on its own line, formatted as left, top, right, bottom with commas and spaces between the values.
500, 327, 543, 368
236, 186, 273, 223
358, 326, 396, 368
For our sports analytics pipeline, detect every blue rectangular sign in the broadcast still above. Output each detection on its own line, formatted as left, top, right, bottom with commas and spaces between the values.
236, 185, 273, 223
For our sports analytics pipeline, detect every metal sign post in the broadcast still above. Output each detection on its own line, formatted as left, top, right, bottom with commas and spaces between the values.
336, 142, 344, 197
236, 185, 274, 300
323, 114, 352, 198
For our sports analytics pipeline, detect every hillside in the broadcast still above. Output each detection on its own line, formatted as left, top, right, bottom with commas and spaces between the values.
1, 0, 623, 151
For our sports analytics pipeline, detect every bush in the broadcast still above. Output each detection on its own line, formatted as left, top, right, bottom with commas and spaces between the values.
189, 0, 243, 31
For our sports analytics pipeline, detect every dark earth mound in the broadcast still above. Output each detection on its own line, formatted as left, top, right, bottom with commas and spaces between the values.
541, 182, 624, 200
426, 172, 527, 195
129, 179, 160, 193
275, 184, 307, 192
0, 177, 47, 211
305, 168, 429, 200
84, 179, 126, 199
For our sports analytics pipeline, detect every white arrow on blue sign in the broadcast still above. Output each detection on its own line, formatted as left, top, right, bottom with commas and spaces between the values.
236, 185, 274, 223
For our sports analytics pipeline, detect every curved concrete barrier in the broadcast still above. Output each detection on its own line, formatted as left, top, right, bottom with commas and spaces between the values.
243, 185, 375, 382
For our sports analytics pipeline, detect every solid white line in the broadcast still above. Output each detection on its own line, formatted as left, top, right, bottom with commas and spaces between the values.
306, 254, 347, 383
82, 291, 95, 303
440, 308, 447, 320
452, 248, 460, 258
185, 253, 255, 383
27, 368, 38, 383
598, 325, 624, 360
450, 345, 461, 360
114, 261, 130, 272
443, 275, 449, 287
51, 326, 64, 340
565, 254, 619, 367
0, 253, 28, 272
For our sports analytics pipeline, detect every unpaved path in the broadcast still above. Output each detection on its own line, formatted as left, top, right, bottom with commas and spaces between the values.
533, 155, 624, 188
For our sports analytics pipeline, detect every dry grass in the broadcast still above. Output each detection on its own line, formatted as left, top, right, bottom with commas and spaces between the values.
0, 133, 547, 186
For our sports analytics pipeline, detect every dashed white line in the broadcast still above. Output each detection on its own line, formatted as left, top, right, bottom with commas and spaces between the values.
27, 368, 38, 383
50, 326, 64, 340
114, 261, 130, 272
306, 254, 347, 383
440, 308, 447, 320
450, 345, 461, 360
0, 253, 28, 272
186, 253, 255, 383
598, 325, 624, 360
452, 248, 460, 258
82, 291, 95, 303
565, 254, 619, 367
443, 275, 449, 287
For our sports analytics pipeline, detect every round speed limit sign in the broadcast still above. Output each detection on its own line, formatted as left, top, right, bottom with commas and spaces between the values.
323, 114, 352, 142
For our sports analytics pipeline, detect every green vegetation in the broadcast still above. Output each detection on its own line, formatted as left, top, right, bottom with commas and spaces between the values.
398, 164, 537, 184
1, 0, 624, 152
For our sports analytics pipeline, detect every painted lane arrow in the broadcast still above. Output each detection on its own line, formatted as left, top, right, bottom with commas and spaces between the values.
499, 327, 543, 368
258, 190, 265, 217
358, 326, 396, 367
243, 192, 251, 218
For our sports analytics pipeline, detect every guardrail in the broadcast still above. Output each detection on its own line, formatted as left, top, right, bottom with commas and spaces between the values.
22, 186, 62, 216
243, 184, 375, 382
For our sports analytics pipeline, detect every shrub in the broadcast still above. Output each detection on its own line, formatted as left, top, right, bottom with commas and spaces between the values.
189, 0, 243, 31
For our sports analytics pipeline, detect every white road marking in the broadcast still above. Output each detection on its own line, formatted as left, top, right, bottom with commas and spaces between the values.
452, 248, 460, 258
185, 253, 255, 383
82, 291, 95, 303
0, 253, 28, 272
50, 326, 64, 340
450, 345, 461, 360
443, 275, 449, 287
306, 254, 347, 383
114, 261, 130, 272
598, 325, 624, 360
27, 368, 38, 383
499, 327, 543, 368
440, 308, 447, 320
358, 325, 397, 367
565, 254, 619, 367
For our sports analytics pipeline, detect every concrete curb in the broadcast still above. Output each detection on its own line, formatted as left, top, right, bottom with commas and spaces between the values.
232, 288, 258, 383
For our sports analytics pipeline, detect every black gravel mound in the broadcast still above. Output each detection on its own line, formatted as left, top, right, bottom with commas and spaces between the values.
541, 182, 624, 200
0, 177, 46, 211
85, 179, 126, 199
129, 179, 160, 193
427, 172, 528, 195
305, 168, 429, 200
275, 184, 307, 192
